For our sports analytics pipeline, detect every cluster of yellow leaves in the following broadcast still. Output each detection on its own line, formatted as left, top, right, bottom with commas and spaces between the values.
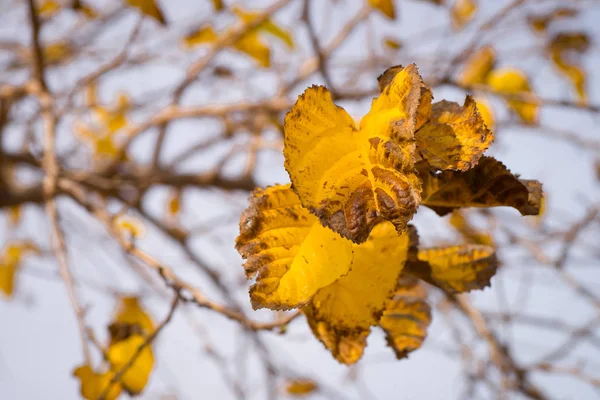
75, 85, 131, 161
182, 6, 294, 68
74, 297, 155, 399
0, 241, 40, 297
459, 46, 538, 124
236, 64, 543, 364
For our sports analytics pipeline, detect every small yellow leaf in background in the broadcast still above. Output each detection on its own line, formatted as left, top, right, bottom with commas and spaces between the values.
108, 334, 154, 394
124, 0, 167, 25
73, 365, 122, 400
44, 41, 73, 64
405, 244, 497, 293
416, 95, 493, 172
0, 241, 40, 297
233, 34, 271, 68
383, 36, 402, 50
418, 156, 543, 216
114, 215, 146, 239
111, 296, 154, 339
473, 97, 495, 131
183, 25, 218, 48
451, 0, 477, 30
486, 67, 538, 125
285, 378, 318, 396
95, 92, 131, 134
212, 0, 224, 12
284, 65, 429, 243
233, 7, 295, 49
368, 0, 396, 20
457, 46, 496, 87
166, 189, 182, 219
548, 32, 590, 104
527, 8, 577, 35
39, 0, 61, 17
7, 205, 22, 226
379, 276, 431, 359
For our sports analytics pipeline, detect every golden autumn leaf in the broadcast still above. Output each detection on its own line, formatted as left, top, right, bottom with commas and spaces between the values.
303, 222, 414, 364
233, 6, 295, 49
415, 95, 493, 172
379, 275, 431, 359
212, 0, 224, 11
73, 365, 122, 400
449, 210, 494, 246
124, 0, 167, 25
418, 157, 543, 216
183, 25, 217, 48
451, 0, 477, 30
486, 67, 538, 125
110, 296, 154, 344
44, 41, 73, 64
404, 244, 497, 293
284, 64, 431, 243
7, 205, 22, 226
0, 241, 40, 297
383, 36, 402, 50
236, 185, 353, 310
94, 92, 131, 133
474, 97, 495, 131
233, 33, 271, 68
183, 7, 293, 67
285, 378, 318, 396
368, 0, 396, 20
108, 334, 155, 394
457, 46, 496, 87
527, 8, 577, 35
39, 0, 61, 17
548, 32, 590, 104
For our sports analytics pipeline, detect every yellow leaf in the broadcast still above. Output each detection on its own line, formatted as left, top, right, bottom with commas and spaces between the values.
415, 95, 493, 172
1, 241, 40, 296
0, 262, 17, 297
527, 8, 577, 35
124, 0, 167, 25
379, 275, 431, 359
303, 223, 413, 364
284, 64, 431, 243
95, 92, 130, 133
7, 205, 22, 226
110, 296, 154, 343
368, 0, 396, 20
182, 25, 217, 48
405, 244, 497, 293
235, 185, 353, 310
457, 46, 495, 87
451, 0, 477, 30
285, 378, 318, 396
212, 0, 224, 11
166, 189, 181, 217
383, 36, 402, 50
549, 33, 590, 104
108, 334, 154, 395
474, 97, 495, 131
44, 41, 73, 64
418, 156, 543, 216
232, 6, 295, 49
39, 0, 61, 17
233, 33, 271, 68
486, 67, 538, 125
73, 365, 122, 400
449, 210, 494, 246
114, 215, 146, 238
